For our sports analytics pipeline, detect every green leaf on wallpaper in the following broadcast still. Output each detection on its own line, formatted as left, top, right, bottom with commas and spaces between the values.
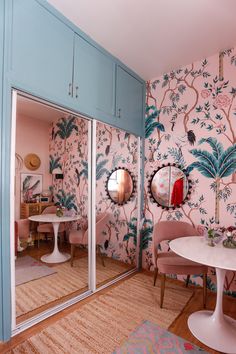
219, 158, 236, 178
187, 161, 216, 178
198, 137, 224, 159
55, 116, 78, 140
189, 149, 218, 173
218, 144, 236, 167
49, 155, 62, 174
196, 105, 203, 112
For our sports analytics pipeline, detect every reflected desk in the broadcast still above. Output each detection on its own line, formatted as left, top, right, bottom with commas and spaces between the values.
29, 214, 80, 263
170, 236, 236, 354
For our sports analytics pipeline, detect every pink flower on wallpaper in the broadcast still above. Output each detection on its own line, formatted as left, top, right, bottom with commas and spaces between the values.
214, 94, 231, 108
201, 89, 210, 99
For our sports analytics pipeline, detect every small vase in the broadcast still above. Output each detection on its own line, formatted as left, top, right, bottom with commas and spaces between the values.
208, 238, 215, 247
56, 209, 63, 217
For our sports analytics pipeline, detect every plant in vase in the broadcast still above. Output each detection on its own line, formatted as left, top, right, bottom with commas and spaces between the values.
222, 226, 236, 248
56, 204, 64, 217
204, 227, 223, 247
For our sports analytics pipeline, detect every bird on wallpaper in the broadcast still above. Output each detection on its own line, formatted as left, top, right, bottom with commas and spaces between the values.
105, 145, 110, 156
187, 130, 196, 145
51, 126, 55, 140
171, 121, 176, 131
75, 168, 80, 186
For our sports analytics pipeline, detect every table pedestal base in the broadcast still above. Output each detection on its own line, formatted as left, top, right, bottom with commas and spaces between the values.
188, 310, 236, 353
41, 252, 70, 264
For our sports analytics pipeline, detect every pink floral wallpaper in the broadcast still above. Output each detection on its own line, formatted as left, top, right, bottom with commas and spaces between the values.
144, 48, 236, 295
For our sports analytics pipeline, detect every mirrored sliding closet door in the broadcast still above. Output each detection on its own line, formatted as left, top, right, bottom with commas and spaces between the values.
13, 93, 90, 325
95, 121, 139, 287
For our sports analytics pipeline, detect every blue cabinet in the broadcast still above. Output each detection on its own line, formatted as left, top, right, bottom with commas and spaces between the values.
11, 0, 74, 106
10, 0, 145, 136
73, 35, 115, 120
116, 66, 144, 136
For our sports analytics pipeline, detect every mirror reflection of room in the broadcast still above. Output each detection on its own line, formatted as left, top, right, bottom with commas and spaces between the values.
107, 168, 133, 204
14, 95, 90, 324
95, 122, 139, 287
151, 166, 188, 207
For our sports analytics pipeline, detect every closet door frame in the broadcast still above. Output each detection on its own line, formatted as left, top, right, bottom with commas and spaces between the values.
10, 90, 142, 337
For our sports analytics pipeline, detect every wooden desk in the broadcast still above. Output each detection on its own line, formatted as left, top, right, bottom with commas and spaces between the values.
20, 202, 54, 218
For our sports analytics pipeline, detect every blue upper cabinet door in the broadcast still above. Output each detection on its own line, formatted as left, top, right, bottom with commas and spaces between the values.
11, 0, 74, 106
73, 34, 115, 120
116, 66, 144, 137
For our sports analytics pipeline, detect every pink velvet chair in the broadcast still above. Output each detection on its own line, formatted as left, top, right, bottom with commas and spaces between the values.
15, 219, 30, 254
69, 212, 110, 267
153, 221, 207, 308
37, 205, 66, 246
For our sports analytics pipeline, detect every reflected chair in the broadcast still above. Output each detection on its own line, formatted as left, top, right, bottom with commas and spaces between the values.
69, 212, 110, 267
37, 205, 66, 246
15, 219, 30, 254
153, 221, 207, 308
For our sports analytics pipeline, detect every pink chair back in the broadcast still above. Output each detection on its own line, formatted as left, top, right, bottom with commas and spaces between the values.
82, 213, 110, 245
154, 221, 200, 244
16, 219, 30, 240
41, 205, 57, 214
153, 221, 200, 262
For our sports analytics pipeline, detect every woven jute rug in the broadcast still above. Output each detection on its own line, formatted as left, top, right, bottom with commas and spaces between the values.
16, 256, 132, 317
11, 272, 193, 354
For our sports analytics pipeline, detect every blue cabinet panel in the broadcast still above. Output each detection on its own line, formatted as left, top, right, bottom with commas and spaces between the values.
116, 66, 144, 136
73, 35, 115, 119
11, 0, 74, 106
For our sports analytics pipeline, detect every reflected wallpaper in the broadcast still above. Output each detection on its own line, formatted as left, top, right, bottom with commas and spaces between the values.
49, 118, 138, 265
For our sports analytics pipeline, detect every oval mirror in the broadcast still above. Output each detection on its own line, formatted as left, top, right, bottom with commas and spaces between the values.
149, 165, 191, 209
106, 168, 135, 205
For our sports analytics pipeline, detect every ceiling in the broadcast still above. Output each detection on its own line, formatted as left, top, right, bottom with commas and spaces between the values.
47, 0, 236, 80
17, 95, 69, 123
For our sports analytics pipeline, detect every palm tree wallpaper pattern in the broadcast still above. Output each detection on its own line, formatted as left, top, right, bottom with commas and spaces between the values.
49, 118, 139, 265
144, 47, 236, 296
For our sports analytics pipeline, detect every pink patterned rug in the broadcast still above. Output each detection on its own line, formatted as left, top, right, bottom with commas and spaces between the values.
113, 320, 208, 353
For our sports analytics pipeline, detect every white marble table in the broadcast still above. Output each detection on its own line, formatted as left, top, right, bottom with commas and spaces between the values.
29, 214, 80, 263
170, 236, 236, 354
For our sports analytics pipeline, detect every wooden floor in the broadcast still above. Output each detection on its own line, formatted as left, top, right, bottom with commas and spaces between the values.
1, 270, 235, 353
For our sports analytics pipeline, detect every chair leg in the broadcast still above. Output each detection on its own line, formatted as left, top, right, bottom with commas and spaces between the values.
160, 273, 166, 308
153, 267, 158, 286
97, 245, 105, 267
70, 244, 75, 267
186, 274, 190, 287
203, 273, 207, 308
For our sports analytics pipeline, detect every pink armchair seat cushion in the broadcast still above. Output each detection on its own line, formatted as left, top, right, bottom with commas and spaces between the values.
157, 252, 207, 275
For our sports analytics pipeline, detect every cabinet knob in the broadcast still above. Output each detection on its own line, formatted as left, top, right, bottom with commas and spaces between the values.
75, 86, 79, 98
68, 83, 72, 96
117, 108, 121, 118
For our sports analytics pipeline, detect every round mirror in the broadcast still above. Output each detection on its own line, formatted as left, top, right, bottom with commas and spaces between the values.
106, 168, 135, 205
149, 164, 191, 209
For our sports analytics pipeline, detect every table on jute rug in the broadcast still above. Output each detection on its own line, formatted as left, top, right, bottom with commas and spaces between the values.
9, 272, 193, 354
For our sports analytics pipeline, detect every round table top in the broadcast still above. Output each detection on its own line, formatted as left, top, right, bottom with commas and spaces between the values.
170, 236, 236, 271
28, 214, 80, 223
